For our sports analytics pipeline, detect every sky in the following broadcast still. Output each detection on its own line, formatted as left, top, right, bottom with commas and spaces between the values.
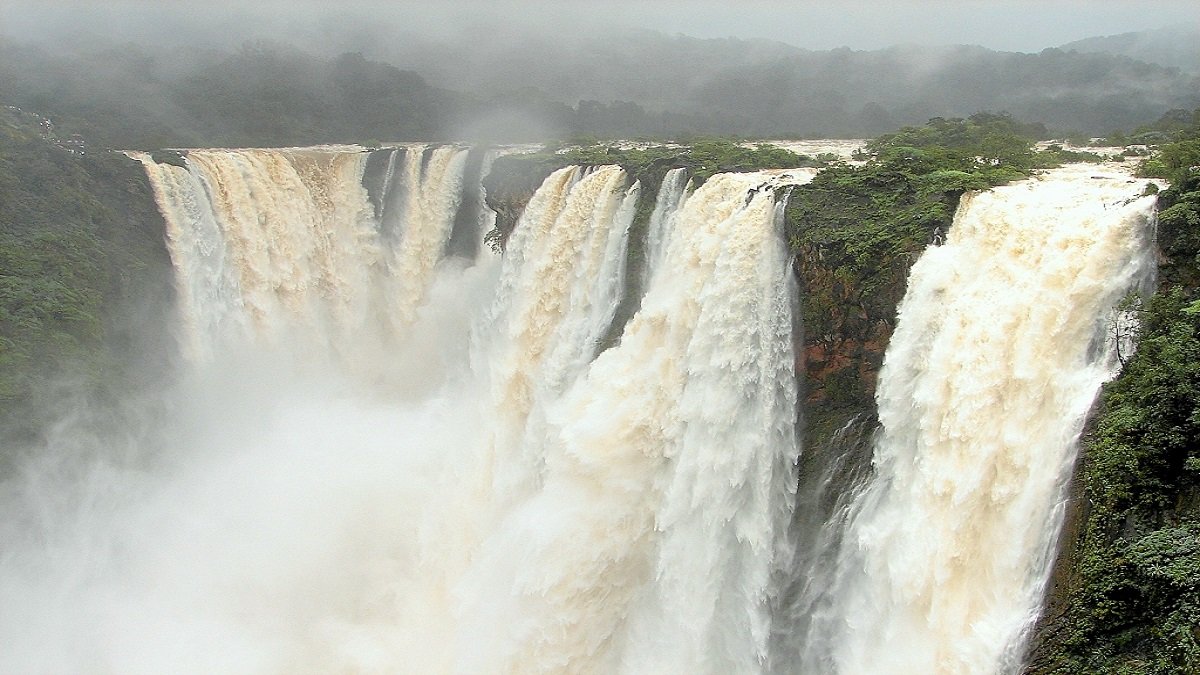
631, 1, 1200, 51
1, 1, 1197, 53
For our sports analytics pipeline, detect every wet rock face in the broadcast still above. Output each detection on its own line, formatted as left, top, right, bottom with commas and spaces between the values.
793, 244, 906, 410
485, 191, 536, 250
481, 155, 560, 250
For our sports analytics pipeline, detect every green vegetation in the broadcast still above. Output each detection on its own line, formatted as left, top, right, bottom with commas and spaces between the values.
554, 139, 821, 184
793, 112, 1071, 264
786, 113, 1057, 409
0, 106, 172, 448
1138, 110, 1200, 185
1028, 109, 1200, 675
489, 137, 820, 190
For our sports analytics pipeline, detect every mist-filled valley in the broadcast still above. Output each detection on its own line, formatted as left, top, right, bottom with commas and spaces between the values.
2, 15, 1199, 146
3, 3, 1200, 674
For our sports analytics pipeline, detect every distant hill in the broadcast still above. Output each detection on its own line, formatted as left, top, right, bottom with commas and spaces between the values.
380, 29, 1200, 137
1061, 26, 1200, 73
1, 30, 1198, 146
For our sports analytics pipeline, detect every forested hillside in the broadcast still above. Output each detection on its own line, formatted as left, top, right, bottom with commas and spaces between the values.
387, 30, 1200, 137
0, 43, 464, 148
1061, 27, 1200, 74
0, 106, 172, 448
2, 31, 1197, 147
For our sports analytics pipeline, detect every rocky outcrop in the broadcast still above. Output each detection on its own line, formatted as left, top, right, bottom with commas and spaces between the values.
481, 154, 563, 250
793, 244, 901, 409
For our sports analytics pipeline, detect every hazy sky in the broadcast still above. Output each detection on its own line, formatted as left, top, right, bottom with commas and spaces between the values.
632, 1, 1200, 51
2, 1, 1198, 53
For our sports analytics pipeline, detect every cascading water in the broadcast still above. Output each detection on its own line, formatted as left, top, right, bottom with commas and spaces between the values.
0, 147, 809, 674
788, 164, 1158, 675
0, 140, 1158, 674
131, 145, 472, 365
642, 166, 691, 286
450, 172, 804, 675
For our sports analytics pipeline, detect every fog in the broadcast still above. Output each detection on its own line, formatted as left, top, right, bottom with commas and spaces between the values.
0, 158, 501, 669
1, 1, 1197, 145
0, 299, 489, 672
1, 1, 1197, 146
3, 0, 1198, 53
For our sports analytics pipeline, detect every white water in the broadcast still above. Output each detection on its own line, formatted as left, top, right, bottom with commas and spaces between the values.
793, 164, 1157, 675
643, 167, 691, 286
0, 150, 806, 674
130, 146, 472, 368
1, 148, 1157, 674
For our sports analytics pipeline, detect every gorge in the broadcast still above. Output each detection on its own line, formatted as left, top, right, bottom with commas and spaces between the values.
0, 139, 1167, 673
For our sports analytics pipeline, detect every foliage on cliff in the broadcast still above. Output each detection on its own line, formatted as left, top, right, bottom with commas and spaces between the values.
488, 138, 819, 190
0, 106, 172, 447
1138, 109, 1200, 185
552, 139, 822, 184
1029, 110, 1200, 675
786, 113, 1053, 409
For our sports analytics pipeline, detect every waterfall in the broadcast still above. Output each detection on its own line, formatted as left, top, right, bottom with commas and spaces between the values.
4, 140, 1153, 674
447, 172, 803, 674
792, 165, 1158, 675
0, 150, 806, 674
131, 146, 472, 365
643, 166, 691, 286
